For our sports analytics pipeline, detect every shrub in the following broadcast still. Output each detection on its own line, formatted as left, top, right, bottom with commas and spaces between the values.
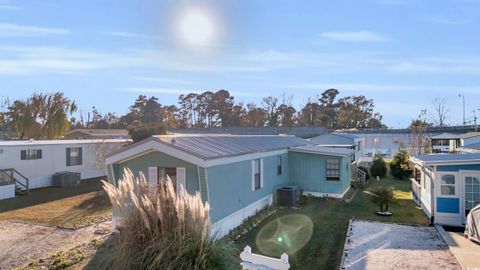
369, 186, 394, 212
102, 169, 237, 270
389, 150, 412, 180
370, 155, 387, 178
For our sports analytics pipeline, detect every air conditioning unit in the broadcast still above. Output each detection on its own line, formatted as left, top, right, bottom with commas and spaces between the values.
53, 171, 81, 188
276, 184, 301, 207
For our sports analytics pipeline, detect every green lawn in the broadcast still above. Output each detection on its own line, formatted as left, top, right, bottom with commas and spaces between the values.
234, 177, 429, 269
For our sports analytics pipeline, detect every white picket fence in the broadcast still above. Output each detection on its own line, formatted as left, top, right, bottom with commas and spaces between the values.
240, 246, 290, 270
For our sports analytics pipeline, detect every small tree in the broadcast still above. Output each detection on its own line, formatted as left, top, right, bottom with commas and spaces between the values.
128, 122, 167, 142
390, 150, 412, 180
370, 186, 394, 212
370, 155, 387, 178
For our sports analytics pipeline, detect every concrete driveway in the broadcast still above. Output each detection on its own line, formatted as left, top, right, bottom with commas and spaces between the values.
342, 220, 461, 270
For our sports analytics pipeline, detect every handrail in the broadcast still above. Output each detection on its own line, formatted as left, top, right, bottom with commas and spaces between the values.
0, 169, 15, 186
0, 168, 29, 194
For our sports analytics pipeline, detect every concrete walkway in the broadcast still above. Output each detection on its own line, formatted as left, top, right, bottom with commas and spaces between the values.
436, 225, 480, 270
342, 220, 460, 270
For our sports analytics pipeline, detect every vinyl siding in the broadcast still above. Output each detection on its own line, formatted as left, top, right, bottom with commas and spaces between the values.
288, 152, 351, 194
206, 153, 289, 222
114, 151, 200, 195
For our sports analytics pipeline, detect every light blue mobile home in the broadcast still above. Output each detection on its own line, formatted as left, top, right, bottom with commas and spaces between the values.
410, 154, 480, 227
106, 134, 353, 236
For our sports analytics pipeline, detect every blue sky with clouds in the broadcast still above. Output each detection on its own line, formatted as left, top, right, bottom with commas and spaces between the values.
1, 0, 480, 128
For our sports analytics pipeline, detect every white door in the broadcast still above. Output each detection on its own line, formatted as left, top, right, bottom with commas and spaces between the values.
176, 167, 186, 191
464, 174, 480, 223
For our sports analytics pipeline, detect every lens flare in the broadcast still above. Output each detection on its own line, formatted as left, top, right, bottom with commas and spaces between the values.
255, 214, 314, 256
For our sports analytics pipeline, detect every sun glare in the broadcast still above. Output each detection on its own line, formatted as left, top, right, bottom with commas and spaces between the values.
177, 8, 216, 48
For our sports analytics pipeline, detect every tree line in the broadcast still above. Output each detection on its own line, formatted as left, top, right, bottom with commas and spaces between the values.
0, 89, 387, 140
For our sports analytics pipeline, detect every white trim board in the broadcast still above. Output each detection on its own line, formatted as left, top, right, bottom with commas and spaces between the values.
304, 186, 350, 199
106, 137, 288, 168
212, 195, 273, 238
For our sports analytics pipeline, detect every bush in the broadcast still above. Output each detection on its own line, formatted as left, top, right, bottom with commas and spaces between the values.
128, 122, 167, 142
390, 150, 412, 180
369, 186, 394, 212
370, 155, 387, 178
102, 169, 237, 269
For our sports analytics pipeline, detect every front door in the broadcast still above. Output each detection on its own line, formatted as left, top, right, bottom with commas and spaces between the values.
464, 174, 480, 223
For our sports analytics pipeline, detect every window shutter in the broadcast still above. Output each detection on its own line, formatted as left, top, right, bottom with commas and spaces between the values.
21, 150, 26, 160
148, 167, 158, 185
37, 149, 42, 159
78, 147, 83, 165
176, 167, 187, 191
66, 148, 71, 166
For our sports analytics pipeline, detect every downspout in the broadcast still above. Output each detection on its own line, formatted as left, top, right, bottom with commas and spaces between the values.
430, 165, 436, 225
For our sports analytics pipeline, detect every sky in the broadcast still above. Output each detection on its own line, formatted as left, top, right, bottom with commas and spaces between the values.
1, 0, 480, 128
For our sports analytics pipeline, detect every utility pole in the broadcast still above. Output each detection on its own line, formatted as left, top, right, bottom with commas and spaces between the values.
459, 93, 466, 126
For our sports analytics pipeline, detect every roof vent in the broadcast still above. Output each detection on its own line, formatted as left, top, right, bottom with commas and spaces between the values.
28, 138, 34, 143
170, 138, 176, 144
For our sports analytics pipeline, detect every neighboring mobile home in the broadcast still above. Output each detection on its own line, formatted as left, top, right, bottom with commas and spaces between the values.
0, 139, 128, 200
63, 129, 130, 140
410, 154, 480, 227
105, 134, 353, 236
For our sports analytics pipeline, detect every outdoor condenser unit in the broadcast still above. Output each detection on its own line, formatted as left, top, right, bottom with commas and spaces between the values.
53, 171, 81, 188
276, 184, 301, 207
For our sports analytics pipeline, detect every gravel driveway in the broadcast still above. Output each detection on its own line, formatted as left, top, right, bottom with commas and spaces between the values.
342, 220, 461, 270
0, 220, 111, 270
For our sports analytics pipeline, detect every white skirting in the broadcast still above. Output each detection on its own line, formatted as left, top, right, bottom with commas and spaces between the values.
0, 184, 15, 200
212, 195, 273, 238
303, 186, 350, 199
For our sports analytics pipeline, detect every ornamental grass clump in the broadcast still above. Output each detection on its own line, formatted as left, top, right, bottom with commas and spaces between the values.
102, 169, 236, 270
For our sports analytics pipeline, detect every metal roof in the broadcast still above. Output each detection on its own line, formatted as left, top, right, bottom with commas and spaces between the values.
64, 129, 129, 135
308, 133, 357, 146
0, 138, 129, 147
413, 153, 480, 164
458, 132, 480, 139
289, 145, 354, 157
152, 134, 310, 160
462, 142, 480, 150
430, 132, 463, 140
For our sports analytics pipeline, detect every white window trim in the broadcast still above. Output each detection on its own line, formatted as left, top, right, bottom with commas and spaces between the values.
251, 159, 263, 191
437, 172, 458, 198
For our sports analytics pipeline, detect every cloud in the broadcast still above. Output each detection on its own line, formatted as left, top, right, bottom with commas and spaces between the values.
0, 23, 69, 37
131, 76, 196, 85
124, 87, 194, 95
320, 30, 389, 42
0, 4, 21, 10
424, 15, 474, 25
124, 87, 258, 97
107, 31, 163, 41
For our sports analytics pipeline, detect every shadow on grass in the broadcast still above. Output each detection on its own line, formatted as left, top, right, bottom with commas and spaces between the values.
49, 189, 112, 229
0, 178, 105, 213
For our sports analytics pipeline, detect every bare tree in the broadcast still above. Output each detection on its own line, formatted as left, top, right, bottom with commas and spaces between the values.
430, 98, 449, 126
93, 140, 126, 170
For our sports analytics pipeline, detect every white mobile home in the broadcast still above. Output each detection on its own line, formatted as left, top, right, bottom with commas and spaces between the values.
0, 139, 128, 200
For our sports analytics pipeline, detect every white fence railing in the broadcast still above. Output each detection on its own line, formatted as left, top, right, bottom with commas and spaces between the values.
240, 246, 290, 270
410, 178, 421, 205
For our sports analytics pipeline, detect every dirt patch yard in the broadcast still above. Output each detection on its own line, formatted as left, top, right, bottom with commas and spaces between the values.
342, 220, 461, 270
0, 178, 112, 269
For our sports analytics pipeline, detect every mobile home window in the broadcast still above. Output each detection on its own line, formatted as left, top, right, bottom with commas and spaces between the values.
277, 156, 283, 175
253, 159, 261, 190
21, 149, 42, 160
326, 158, 340, 181
440, 175, 455, 196
66, 147, 82, 166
